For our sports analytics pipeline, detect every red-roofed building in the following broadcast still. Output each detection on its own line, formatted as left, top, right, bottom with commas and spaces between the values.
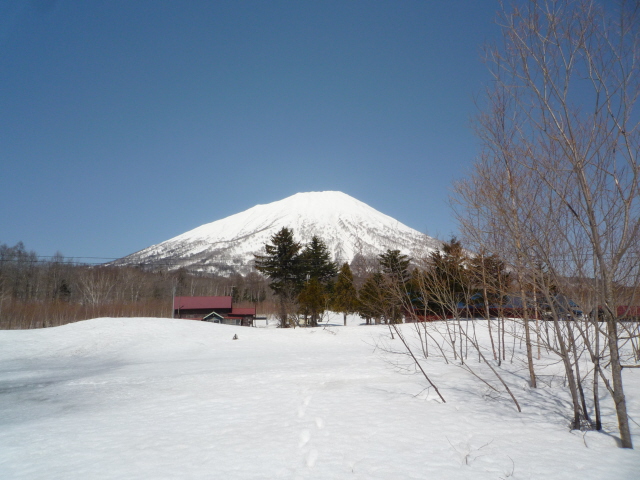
618, 305, 640, 320
173, 296, 256, 326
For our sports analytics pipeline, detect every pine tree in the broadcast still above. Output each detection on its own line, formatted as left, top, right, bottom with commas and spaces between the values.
254, 227, 303, 327
407, 268, 429, 316
469, 253, 510, 315
296, 236, 337, 327
378, 249, 410, 284
298, 277, 327, 327
427, 237, 470, 316
300, 236, 338, 283
378, 249, 411, 324
332, 262, 358, 326
358, 272, 385, 325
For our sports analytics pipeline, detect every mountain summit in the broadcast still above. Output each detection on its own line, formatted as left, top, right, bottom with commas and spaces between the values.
114, 191, 439, 274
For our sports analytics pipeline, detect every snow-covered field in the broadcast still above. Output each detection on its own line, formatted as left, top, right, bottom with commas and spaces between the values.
0, 314, 638, 479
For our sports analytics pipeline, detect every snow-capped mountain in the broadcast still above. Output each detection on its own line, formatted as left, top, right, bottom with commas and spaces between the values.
112, 191, 440, 274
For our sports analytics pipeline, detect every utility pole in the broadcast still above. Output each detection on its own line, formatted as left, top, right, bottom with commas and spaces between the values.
171, 285, 176, 319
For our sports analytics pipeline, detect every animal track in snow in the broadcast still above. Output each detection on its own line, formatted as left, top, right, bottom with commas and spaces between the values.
306, 449, 318, 467
299, 430, 310, 448
296, 394, 324, 470
297, 395, 312, 418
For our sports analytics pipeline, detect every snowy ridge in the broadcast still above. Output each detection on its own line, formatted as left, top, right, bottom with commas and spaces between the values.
113, 191, 440, 274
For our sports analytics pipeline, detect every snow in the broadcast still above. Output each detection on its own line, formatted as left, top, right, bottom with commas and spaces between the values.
0, 315, 638, 479
116, 191, 440, 273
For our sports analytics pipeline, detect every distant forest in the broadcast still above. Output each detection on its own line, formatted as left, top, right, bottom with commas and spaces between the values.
0, 242, 271, 329
0, 238, 391, 330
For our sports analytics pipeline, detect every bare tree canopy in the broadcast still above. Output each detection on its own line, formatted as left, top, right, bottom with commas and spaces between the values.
453, 0, 640, 448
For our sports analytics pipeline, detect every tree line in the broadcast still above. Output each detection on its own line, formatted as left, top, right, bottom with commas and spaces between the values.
253, 227, 513, 328
253, 226, 442, 328
0, 241, 270, 329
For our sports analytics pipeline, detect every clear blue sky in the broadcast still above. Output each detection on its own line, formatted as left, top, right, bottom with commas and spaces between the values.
1, 0, 499, 260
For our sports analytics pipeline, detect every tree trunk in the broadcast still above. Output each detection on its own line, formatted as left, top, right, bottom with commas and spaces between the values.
593, 314, 602, 431
553, 317, 583, 430
606, 313, 633, 448
519, 281, 537, 388
279, 296, 287, 328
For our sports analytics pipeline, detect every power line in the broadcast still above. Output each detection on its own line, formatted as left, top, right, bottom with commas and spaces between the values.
0, 255, 353, 269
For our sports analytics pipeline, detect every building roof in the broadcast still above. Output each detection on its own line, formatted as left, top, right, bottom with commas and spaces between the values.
174, 296, 232, 310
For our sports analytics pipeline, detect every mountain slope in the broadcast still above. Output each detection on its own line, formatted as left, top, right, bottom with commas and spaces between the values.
113, 191, 440, 274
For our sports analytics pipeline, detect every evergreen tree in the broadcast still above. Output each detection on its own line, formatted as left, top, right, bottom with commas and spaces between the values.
378, 249, 411, 323
298, 277, 327, 327
55, 278, 72, 302
469, 253, 510, 316
378, 249, 411, 284
300, 236, 338, 283
358, 272, 386, 325
407, 267, 429, 316
254, 227, 303, 327
332, 262, 359, 326
297, 235, 337, 327
427, 237, 470, 316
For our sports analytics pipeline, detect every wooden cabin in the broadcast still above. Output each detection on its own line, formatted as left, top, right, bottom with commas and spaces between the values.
173, 296, 256, 326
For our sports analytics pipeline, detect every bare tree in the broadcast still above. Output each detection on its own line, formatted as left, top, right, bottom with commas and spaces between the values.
454, 0, 640, 448
75, 267, 117, 309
